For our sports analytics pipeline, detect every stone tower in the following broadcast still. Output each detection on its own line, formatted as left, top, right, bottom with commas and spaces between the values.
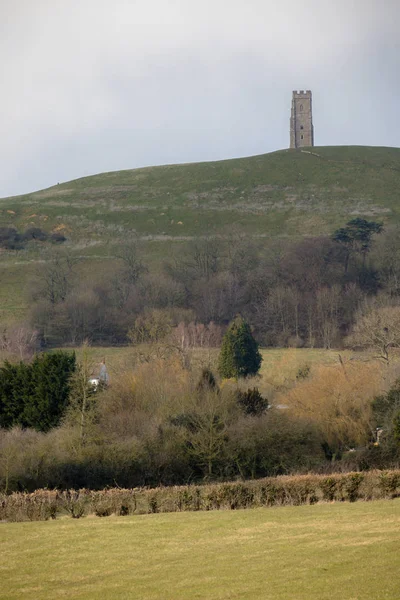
290, 90, 314, 149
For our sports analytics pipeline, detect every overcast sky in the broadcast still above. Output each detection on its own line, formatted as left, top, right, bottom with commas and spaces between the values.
0, 0, 399, 197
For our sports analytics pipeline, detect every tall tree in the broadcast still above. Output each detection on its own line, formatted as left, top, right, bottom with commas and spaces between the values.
333, 218, 383, 272
116, 238, 147, 286
24, 351, 76, 431
0, 361, 32, 428
218, 316, 262, 379
36, 250, 80, 305
67, 344, 99, 445
347, 304, 400, 364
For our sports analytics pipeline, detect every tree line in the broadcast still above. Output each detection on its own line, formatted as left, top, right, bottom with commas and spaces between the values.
16, 218, 400, 351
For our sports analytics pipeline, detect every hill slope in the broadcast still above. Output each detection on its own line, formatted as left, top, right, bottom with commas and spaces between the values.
2, 145, 400, 241
0, 145, 399, 321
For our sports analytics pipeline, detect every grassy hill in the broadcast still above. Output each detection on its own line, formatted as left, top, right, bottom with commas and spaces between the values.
0, 145, 399, 322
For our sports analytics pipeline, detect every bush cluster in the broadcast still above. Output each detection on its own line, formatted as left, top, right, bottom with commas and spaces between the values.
0, 227, 65, 250
2, 350, 400, 494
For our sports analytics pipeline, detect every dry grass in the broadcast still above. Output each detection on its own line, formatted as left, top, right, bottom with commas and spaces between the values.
61, 346, 366, 390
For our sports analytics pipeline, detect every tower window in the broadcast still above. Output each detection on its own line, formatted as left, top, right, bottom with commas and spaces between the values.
300, 104, 303, 111
300, 126, 304, 130
301, 135, 304, 140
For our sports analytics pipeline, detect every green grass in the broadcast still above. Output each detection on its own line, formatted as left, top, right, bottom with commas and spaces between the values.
1, 500, 399, 599
2, 146, 400, 241
1, 145, 399, 322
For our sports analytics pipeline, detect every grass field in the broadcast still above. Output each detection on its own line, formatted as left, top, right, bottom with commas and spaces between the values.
1, 500, 399, 599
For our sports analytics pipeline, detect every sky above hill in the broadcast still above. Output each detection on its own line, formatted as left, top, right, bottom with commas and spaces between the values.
1, 0, 399, 197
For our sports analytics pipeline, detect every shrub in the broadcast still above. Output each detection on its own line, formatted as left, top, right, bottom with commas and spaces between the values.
62, 490, 89, 518
148, 493, 159, 513
282, 361, 385, 454
92, 496, 114, 517
343, 473, 364, 502
196, 368, 218, 393
296, 364, 310, 380
237, 388, 268, 416
0, 490, 60, 522
320, 477, 338, 502
379, 471, 400, 498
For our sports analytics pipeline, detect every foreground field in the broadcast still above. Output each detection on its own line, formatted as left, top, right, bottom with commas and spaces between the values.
1, 500, 399, 600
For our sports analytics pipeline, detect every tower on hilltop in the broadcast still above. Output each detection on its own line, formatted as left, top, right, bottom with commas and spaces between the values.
290, 90, 314, 149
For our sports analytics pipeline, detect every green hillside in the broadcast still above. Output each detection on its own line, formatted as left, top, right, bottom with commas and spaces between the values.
0, 145, 399, 322
2, 145, 400, 240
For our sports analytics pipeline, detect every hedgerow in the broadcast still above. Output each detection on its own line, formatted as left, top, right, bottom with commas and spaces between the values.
1, 469, 399, 522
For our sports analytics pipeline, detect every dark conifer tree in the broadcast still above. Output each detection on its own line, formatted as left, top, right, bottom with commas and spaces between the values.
218, 316, 262, 379
0, 351, 76, 431
0, 361, 32, 428
25, 352, 76, 431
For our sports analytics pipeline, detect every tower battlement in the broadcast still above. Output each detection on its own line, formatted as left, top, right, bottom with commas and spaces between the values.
290, 90, 314, 149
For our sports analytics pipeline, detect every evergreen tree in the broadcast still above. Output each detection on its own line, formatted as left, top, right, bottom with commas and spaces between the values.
0, 351, 76, 431
0, 361, 32, 428
332, 218, 383, 271
218, 316, 262, 379
24, 352, 76, 431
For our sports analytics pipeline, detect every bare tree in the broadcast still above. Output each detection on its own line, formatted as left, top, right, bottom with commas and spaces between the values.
115, 238, 147, 285
281, 237, 343, 292
67, 343, 98, 445
36, 250, 80, 305
348, 304, 400, 364
224, 229, 259, 278
192, 273, 243, 323
167, 237, 222, 285
128, 309, 173, 345
316, 285, 341, 349
0, 324, 39, 359
372, 226, 400, 295
170, 321, 223, 350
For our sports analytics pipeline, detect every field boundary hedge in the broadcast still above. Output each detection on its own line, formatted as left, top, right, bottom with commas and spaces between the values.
1, 469, 400, 522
